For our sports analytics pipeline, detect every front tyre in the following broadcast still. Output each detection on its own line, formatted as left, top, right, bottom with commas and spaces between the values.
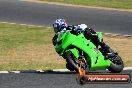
64, 51, 79, 72
66, 62, 75, 71
108, 55, 124, 73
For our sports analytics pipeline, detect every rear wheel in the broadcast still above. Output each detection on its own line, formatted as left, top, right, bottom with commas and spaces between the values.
108, 55, 124, 73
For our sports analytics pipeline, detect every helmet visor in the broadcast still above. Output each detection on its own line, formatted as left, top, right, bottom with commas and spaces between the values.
53, 23, 59, 33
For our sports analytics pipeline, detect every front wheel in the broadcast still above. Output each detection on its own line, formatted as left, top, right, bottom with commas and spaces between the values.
108, 55, 124, 73
64, 51, 89, 73
66, 62, 75, 71
64, 51, 79, 72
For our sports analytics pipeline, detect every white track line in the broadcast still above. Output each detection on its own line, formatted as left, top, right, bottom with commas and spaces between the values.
10, 71, 21, 73
0, 71, 9, 73
0, 22, 8, 24
37, 26, 43, 27
9, 23, 16, 25
0, 22, 44, 28
53, 69, 69, 72
47, 27, 52, 29
28, 25, 36, 27
36, 70, 45, 72
104, 32, 132, 37
123, 67, 132, 70
20, 24, 27, 26
0, 67, 132, 73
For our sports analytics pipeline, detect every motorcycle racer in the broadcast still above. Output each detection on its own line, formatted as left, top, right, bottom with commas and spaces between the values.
52, 19, 115, 59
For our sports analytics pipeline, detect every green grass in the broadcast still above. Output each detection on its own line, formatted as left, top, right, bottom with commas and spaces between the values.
0, 23, 52, 51
0, 22, 66, 71
40, 0, 132, 9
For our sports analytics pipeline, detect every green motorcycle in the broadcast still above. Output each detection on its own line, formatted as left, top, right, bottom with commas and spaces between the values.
53, 29, 124, 73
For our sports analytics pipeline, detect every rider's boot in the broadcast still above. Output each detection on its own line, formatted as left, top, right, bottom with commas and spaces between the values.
102, 44, 117, 59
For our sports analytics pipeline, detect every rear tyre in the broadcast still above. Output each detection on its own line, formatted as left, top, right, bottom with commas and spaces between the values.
108, 55, 124, 73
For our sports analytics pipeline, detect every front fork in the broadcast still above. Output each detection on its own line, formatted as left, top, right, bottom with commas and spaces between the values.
78, 60, 86, 75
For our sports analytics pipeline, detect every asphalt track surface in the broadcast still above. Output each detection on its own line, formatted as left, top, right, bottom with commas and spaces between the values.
0, 70, 132, 88
0, 0, 132, 35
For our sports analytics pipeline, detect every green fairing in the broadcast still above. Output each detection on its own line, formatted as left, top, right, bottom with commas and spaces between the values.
55, 30, 111, 70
